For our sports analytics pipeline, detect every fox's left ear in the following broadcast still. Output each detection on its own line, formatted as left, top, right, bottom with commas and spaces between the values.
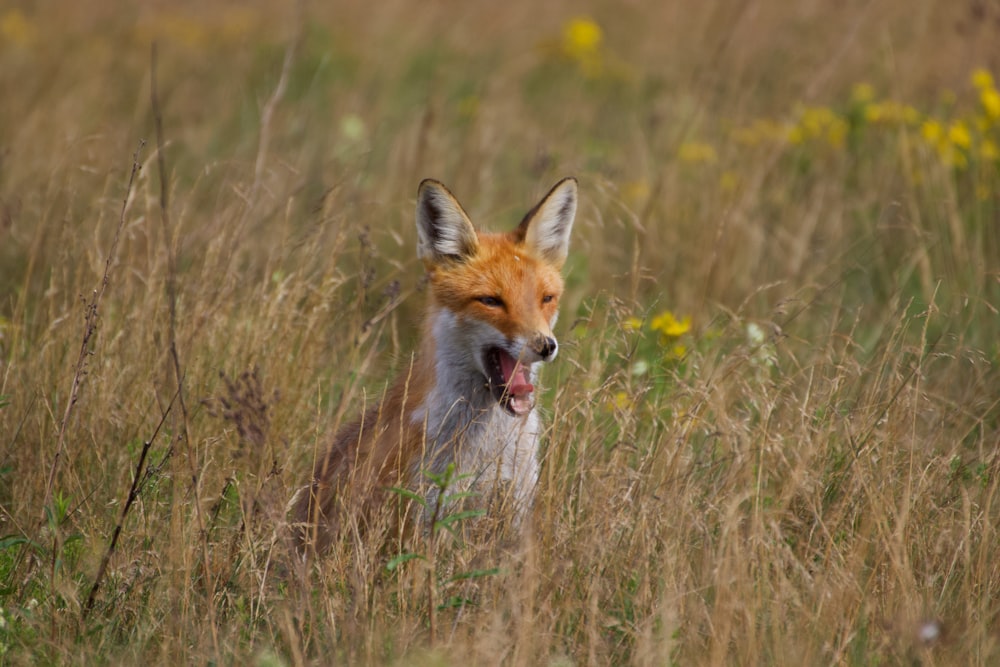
416, 179, 479, 263
515, 177, 577, 268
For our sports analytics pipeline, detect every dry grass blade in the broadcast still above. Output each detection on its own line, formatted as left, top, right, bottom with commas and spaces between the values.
43, 141, 144, 512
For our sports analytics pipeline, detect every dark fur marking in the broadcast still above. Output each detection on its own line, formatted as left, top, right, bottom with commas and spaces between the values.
421, 195, 442, 243
556, 195, 574, 225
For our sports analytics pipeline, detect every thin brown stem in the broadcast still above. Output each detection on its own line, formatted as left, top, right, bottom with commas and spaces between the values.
83, 388, 179, 618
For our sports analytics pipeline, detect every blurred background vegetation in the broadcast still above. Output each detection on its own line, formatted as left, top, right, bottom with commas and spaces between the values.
1, 1, 999, 664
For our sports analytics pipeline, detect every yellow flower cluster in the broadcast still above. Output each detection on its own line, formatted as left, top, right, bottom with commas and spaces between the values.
725, 68, 1000, 175
732, 107, 847, 149
911, 69, 1000, 169
650, 311, 691, 337
787, 105, 849, 149
623, 310, 692, 360
650, 310, 691, 358
852, 82, 921, 126
974, 69, 1000, 121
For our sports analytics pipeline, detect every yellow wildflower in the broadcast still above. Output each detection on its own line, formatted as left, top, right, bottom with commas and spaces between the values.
864, 102, 884, 123
563, 17, 602, 56
981, 88, 1000, 121
948, 121, 972, 149
972, 68, 995, 91
865, 101, 920, 126
561, 16, 604, 77
1, 9, 36, 46
902, 105, 921, 125
921, 119, 944, 144
851, 82, 875, 104
650, 311, 691, 337
827, 118, 848, 149
611, 391, 633, 411
623, 316, 644, 332
719, 171, 740, 193
678, 141, 717, 164
800, 106, 838, 139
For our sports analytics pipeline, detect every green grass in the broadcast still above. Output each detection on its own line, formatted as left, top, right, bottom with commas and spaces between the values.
1, 1, 999, 664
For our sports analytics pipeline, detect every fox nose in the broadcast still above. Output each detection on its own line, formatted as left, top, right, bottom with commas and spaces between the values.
535, 336, 558, 361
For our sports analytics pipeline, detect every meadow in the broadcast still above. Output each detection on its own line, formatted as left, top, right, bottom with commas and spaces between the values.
1, 1, 999, 664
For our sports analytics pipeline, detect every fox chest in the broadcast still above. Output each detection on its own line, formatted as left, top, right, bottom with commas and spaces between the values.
408, 398, 541, 515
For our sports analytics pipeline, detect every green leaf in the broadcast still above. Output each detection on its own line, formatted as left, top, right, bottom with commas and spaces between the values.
0, 535, 30, 550
385, 552, 426, 572
441, 490, 480, 503
433, 509, 486, 534
437, 595, 477, 611
386, 486, 427, 507
443, 567, 501, 584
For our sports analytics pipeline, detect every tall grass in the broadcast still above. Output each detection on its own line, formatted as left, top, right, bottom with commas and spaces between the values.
1, 1, 998, 664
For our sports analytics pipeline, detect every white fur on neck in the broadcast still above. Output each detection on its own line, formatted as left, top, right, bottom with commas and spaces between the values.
410, 308, 541, 519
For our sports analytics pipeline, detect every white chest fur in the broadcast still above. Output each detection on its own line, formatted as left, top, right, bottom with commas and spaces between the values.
409, 309, 542, 519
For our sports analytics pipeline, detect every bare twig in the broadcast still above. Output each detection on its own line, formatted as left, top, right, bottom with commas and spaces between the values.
249, 45, 293, 207
244, 13, 301, 215
82, 388, 179, 618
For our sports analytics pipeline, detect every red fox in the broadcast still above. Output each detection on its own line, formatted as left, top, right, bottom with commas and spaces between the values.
293, 177, 577, 553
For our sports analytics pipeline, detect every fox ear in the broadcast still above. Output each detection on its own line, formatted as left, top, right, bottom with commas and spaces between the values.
416, 179, 479, 263
515, 177, 577, 268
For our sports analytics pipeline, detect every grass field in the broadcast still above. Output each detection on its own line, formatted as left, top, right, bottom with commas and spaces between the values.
2, 1, 1000, 664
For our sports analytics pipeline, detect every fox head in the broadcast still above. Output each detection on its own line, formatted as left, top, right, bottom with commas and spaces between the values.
415, 178, 578, 416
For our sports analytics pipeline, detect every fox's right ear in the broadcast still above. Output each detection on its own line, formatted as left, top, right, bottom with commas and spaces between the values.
416, 179, 479, 263
515, 177, 577, 268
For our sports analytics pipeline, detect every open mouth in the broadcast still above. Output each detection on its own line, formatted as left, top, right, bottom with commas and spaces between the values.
484, 347, 534, 416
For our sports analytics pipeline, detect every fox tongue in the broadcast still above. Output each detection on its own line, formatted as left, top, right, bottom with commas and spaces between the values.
498, 350, 533, 397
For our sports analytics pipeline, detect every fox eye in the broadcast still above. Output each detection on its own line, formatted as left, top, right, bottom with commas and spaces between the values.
542, 294, 556, 304
476, 296, 504, 308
